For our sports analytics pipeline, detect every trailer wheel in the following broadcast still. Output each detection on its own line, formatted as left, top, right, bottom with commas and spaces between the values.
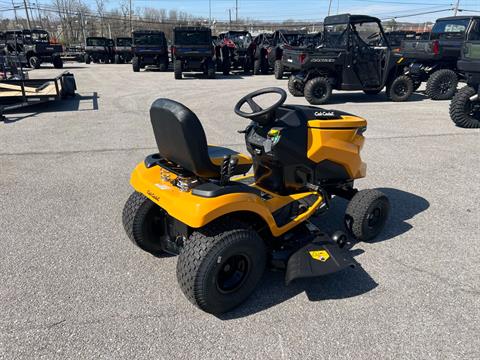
288, 75, 304, 97
122, 191, 166, 255
426, 69, 458, 100
84, 54, 91, 64
274, 60, 284, 79
176, 219, 266, 314
61, 76, 76, 98
253, 59, 261, 75
53, 55, 63, 69
304, 77, 332, 105
386, 75, 413, 102
132, 57, 140, 72
29, 56, 40, 69
344, 189, 390, 242
449, 86, 480, 128
174, 59, 182, 79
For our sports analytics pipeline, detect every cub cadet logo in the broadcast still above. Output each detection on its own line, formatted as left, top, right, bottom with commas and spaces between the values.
146, 190, 160, 202
309, 250, 330, 262
315, 111, 335, 117
311, 58, 335, 63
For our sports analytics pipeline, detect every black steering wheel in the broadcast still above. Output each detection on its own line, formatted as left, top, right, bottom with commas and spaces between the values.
234, 87, 287, 123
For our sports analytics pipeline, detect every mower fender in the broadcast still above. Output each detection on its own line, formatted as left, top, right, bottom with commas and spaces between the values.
285, 233, 356, 285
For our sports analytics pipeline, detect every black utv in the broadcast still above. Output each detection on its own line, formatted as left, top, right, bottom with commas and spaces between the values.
114, 37, 132, 63
131, 30, 169, 72
1, 29, 63, 69
214, 31, 253, 75
84, 37, 111, 64
449, 40, 480, 128
171, 27, 215, 79
283, 14, 412, 104
399, 16, 480, 100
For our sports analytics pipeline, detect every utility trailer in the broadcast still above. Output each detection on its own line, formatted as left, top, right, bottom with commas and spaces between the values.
0, 71, 76, 121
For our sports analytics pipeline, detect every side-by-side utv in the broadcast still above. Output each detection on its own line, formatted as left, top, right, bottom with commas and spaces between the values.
114, 37, 132, 64
284, 14, 413, 104
122, 87, 390, 314
131, 30, 169, 72
450, 40, 480, 128
84, 37, 111, 64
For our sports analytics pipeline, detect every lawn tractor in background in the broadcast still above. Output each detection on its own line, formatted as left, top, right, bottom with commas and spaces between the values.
171, 26, 215, 79
131, 30, 169, 72
122, 87, 390, 314
283, 14, 413, 104
399, 16, 480, 100
214, 31, 254, 75
450, 40, 480, 128
113, 37, 133, 64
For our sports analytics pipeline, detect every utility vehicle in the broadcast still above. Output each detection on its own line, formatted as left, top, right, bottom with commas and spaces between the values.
122, 87, 390, 314
399, 16, 480, 100
171, 26, 215, 79
84, 37, 111, 64
284, 14, 413, 104
131, 30, 169, 72
449, 40, 480, 128
1, 29, 63, 69
215, 31, 253, 75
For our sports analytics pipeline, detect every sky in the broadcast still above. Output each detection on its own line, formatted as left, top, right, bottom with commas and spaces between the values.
1, 0, 480, 23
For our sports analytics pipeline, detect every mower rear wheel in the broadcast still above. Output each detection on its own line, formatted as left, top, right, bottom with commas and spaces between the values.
177, 219, 266, 314
387, 75, 413, 102
344, 189, 390, 242
288, 75, 304, 97
426, 69, 458, 100
449, 86, 480, 128
304, 77, 332, 105
122, 191, 166, 255
274, 60, 284, 79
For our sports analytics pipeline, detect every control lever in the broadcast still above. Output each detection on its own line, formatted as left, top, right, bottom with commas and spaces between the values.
220, 155, 238, 186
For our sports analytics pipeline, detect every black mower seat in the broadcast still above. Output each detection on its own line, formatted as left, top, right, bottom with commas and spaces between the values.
150, 98, 252, 178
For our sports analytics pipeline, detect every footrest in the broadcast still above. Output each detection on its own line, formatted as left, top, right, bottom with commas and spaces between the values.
285, 233, 356, 285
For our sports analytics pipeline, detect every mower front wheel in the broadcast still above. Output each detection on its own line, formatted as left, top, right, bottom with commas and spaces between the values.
344, 189, 390, 242
122, 191, 166, 255
177, 219, 266, 314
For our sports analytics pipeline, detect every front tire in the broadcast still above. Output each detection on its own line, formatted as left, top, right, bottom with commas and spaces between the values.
387, 75, 413, 102
176, 220, 266, 314
122, 191, 166, 255
274, 60, 284, 79
449, 86, 480, 128
344, 189, 390, 241
304, 77, 332, 105
288, 74, 304, 97
426, 69, 458, 100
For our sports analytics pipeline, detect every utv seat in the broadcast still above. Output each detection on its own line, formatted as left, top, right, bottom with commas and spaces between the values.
150, 98, 252, 178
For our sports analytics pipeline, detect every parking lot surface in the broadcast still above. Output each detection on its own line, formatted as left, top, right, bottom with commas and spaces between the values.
1, 64, 479, 359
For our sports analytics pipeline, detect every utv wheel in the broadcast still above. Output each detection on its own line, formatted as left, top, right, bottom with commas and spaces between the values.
260, 58, 269, 75
288, 75, 304, 97
114, 54, 120, 64
159, 59, 169, 72
363, 89, 382, 95
253, 59, 261, 75
304, 77, 332, 105
449, 86, 480, 128
29, 56, 40, 69
132, 57, 140, 72
122, 191, 166, 255
222, 58, 230, 75
53, 55, 63, 69
387, 75, 413, 102
344, 189, 390, 242
84, 54, 91, 64
426, 69, 458, 100
207, 61, 216, 79
177, 219, 266, 314
274, 60, 284, 79
174, 59, 182, 79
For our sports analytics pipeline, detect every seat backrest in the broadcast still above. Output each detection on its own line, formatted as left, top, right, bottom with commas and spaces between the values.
150, 98, 218, 178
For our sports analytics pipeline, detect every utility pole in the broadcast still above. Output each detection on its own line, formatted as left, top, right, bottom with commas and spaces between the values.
80, 11, 86, 44
11, 0, 18, 24
22, 0, 32, 29
209, 0, 212, 25
235, 0, 238, 22
129, 0, 132, 32
229, 9, 232, 29
454, 0, 460, 16
327, 0, 333, 16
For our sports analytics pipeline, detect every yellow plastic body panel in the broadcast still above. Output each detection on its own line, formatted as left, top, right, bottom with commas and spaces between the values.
130, 162, 323, 237
307, 116, 367, 179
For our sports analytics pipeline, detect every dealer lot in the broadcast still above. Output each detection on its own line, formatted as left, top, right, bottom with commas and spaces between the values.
1, 64, 479, 359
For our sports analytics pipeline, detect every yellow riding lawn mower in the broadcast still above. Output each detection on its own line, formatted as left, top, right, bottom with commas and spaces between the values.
122, 88, 390, 314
